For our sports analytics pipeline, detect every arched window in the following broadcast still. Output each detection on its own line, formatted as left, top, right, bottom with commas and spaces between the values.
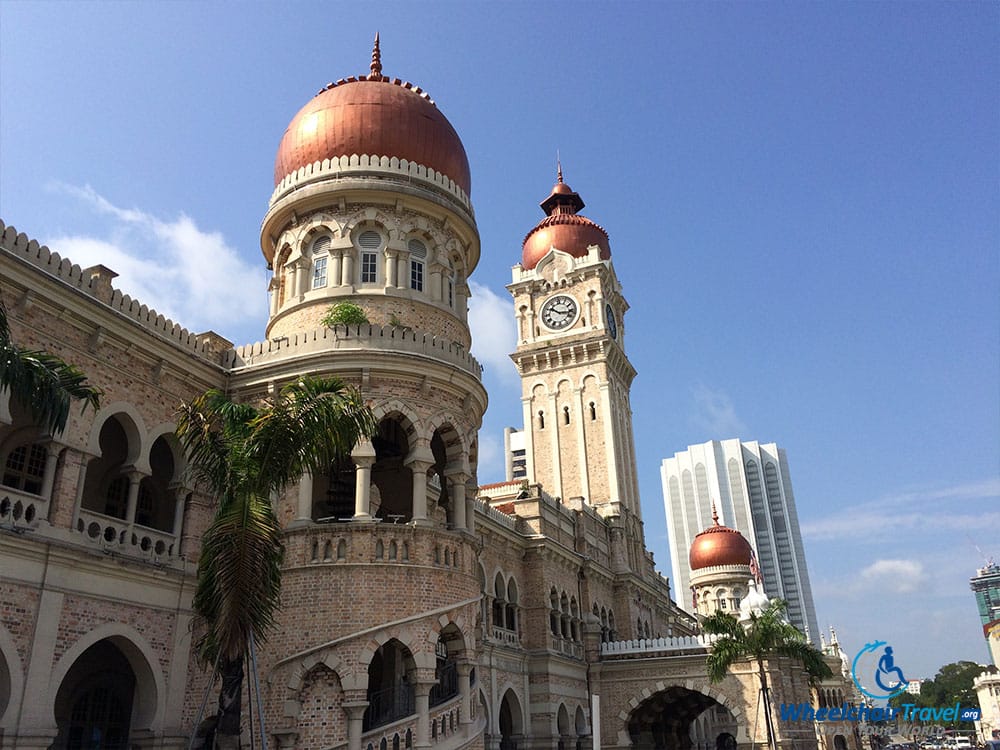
311, 235, 331, 289
589, 402, 597, 421
506, 578, 519, 631
538, 411, 545, 430
563, 406, 570, 425
447, 274, 455, 307
408, 239, 426, 292
3, 443, 47, 494
358, 230, 382, 284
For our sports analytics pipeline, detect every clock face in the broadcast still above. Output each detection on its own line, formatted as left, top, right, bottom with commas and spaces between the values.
605, 304, 618, 340
540, 294, 578, 331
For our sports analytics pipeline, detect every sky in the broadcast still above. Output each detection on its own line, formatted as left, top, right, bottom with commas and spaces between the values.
1, 1, 997, 681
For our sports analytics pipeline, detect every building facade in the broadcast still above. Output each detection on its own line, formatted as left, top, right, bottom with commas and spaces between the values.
660, 439, 819, 639
0, 42, 844, 750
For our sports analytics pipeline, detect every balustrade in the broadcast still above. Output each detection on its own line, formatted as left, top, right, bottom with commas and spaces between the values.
75, 508, 178, 559
0, 486, 48, 528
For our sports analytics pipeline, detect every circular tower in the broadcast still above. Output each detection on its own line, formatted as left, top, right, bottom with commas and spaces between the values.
688, 506, 754, 617
238, 38, 487, 748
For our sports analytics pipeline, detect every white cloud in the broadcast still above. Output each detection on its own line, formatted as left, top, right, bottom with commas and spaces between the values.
801, 478, 1000, 541
858, 559, 926, 593
49, 183, 268, 342
690, 384, 748, 438
468, 281, 517, 382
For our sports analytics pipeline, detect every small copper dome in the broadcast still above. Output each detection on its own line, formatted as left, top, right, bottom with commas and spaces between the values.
273, 35, 471, 194
689, 508, 754, 570
521, 170, 610, 270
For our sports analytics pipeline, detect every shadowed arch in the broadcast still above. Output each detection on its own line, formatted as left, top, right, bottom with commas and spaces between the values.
48, 622, 165, 730
625, 685, 741, 750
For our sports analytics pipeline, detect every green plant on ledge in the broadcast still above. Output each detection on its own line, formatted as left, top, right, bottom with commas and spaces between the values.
321, 302, 369, 328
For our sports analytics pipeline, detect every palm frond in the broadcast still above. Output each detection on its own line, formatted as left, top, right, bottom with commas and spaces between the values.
192, 491, 283, 664
0, 299, 101, 434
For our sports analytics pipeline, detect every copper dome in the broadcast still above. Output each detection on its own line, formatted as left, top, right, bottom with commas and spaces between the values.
273, 37, 471, 194
521, 173, 610, 270
689, 510, 754, 570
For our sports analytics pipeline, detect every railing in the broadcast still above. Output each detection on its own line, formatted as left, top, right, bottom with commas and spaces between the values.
553, 636, 584, 659
364, 684, 416, 731
490, 626, 519, 647
0, 487, 48, 529
475, 499, 517, 530
429, 662, 459, 707
600, 633, 720, 657
75, 508, 178, 559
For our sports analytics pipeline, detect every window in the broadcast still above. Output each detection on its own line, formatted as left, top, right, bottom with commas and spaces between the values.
589, 402, 597, 420
563, 406, 570, 425
447, 277, 454, 307
410, 260, 423, 291
3, 443, 47, 494
358, 230, 381, 283
408, 239, 427, 292
538, 411, 545, 429
312, 256, 328, 288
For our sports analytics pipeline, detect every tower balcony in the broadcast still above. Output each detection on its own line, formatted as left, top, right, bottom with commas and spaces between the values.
227, 324, 482, 380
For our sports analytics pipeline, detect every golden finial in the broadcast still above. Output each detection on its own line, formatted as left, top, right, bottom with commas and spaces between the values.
370, 32, 383, 78
711, 501, 720, 525
557, 151, 563, 183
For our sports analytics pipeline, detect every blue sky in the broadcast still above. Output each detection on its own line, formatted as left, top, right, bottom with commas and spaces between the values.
1, 1, 997, 680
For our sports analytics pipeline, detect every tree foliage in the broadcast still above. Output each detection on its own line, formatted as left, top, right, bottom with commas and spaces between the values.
704, 599, 833, 750
0, 300, 101, 434
175, 376, 376, 741
321, 302, 369, 327
889, 661, 985, 719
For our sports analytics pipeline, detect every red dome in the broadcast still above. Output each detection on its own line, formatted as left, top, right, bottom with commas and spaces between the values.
689, 515, 753, 570
521, 177, 610, 270
273, 54, 470, 194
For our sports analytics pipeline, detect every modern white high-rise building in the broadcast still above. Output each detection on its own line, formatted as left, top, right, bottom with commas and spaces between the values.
660, 439, 820, 639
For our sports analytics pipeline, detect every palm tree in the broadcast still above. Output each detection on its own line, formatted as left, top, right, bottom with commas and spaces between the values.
704, 598, 832, 750
0, 301, 101, 434
176, 376, 376, 748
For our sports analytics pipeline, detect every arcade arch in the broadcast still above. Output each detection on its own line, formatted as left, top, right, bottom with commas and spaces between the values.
627, 686, 740, 750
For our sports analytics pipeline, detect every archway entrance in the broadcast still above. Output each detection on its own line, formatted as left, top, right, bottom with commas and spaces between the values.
53, 640, 137, 749
627, 687, 738, 750
499, 689, 524, 750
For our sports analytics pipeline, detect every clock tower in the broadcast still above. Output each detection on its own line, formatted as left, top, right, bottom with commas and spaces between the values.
508, 170, 642, 522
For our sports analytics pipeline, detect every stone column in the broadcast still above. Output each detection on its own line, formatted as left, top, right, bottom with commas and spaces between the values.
457, 661, 473, 726
268, 277, 280, 316
407, 457, 433, 526
414, 682, 433, 750
170, 483, 187, 547
39, 442, 62, 502
296, 472, 314, 523
124, 470, 146, 532
343, 701, 369, 750
385, 249, 398, 287
429, 264, 444, 302
396, 252, 409, 290
352, 441, 376, 521
447, 472, 467, 531
331, 250, 343, 288
465, 479, 477, 534
68, 449, 97, 530
342, 253, 355, 287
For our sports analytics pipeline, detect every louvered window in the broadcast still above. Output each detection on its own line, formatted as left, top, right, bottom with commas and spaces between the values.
408, 239, 426, 292
359, 231, 381, 283
311, 235, 331, 288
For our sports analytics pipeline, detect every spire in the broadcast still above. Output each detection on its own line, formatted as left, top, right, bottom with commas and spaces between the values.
557, 151, 563, 184
370, 32, 383, 79
830, 625, 839, 645
711, 501, 720, 526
